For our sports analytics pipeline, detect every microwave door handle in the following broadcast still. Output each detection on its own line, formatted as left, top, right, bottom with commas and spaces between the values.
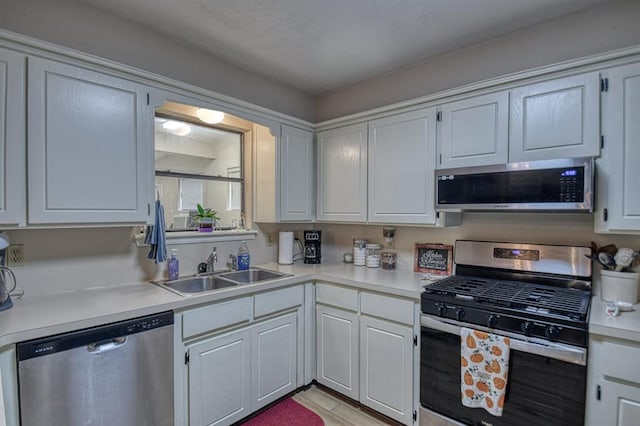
420, 315, 586, 366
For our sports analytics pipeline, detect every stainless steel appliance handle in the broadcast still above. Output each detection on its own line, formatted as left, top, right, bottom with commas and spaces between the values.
421, 315, 587, 366
86, 336, 127, 354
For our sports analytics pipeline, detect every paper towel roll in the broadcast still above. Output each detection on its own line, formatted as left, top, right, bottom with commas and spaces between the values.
278, 232, 294, 265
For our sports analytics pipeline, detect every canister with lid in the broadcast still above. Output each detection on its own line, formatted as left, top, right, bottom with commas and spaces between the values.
381, 251, 397, 270
353, 239, 367, 266
365, 243, 382, 268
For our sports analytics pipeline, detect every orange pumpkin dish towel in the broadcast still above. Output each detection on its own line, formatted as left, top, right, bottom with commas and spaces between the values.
460, 327, 510, 416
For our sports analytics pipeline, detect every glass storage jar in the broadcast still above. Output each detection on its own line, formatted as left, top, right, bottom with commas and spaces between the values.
353, 239, 367, 266
365, 243, 382, 268
381, 251, 397, 270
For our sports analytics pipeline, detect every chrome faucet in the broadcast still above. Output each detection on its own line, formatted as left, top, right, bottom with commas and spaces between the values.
228, 254, 237, 271
206, 247, 217, 273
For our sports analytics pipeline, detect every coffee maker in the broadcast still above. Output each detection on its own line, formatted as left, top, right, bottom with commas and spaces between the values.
303, 230, 321, 264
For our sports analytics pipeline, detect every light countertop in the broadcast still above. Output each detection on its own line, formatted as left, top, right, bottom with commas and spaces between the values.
589, 297, 640, 343
2, 262, 638, 348
0, 262, 437, 347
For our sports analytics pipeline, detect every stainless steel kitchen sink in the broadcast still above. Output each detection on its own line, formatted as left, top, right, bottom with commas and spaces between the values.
218, 268, 291, 284
152, 268, 291, 296
153, 275, 237, 296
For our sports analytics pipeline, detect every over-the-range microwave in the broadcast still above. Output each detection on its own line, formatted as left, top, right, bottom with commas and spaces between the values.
435, 157, 594, 212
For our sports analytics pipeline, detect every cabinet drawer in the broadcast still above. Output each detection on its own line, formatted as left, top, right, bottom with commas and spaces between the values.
183, 297, 252, 339
360, 292, 415, 325
316, 283, 358, 311
600, 341, 640, 384
254, 285, 304, 318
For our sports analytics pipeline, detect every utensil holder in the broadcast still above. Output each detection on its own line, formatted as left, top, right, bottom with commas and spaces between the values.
600, 270, 639, 304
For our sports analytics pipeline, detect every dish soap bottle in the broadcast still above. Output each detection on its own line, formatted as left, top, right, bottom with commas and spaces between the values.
237, 241, 250, 271
168, 249, 179, 280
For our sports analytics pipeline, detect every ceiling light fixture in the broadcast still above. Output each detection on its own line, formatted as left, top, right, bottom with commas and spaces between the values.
162, 120, 191, 136
196, 108, 225, 124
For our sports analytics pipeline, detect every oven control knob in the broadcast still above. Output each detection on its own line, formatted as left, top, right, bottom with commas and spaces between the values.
521, 321, 535, 336
545, 325, 560, 341
455, 308, 465, 321
487, 314, 499, 328
437, 304, 447, 317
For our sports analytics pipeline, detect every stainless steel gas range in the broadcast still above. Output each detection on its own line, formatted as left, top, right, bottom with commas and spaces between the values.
420, 240, 592, 426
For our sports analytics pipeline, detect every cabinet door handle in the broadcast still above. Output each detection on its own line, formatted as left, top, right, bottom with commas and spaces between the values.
596, 384, 601, 401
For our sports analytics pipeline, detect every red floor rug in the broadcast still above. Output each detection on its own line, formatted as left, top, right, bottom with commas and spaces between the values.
241, 397, 324, 426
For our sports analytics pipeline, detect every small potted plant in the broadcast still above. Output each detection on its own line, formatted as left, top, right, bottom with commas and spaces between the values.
195, 204, 219, 232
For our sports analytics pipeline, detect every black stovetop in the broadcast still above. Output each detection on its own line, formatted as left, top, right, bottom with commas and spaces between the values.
422, 275, 590, 322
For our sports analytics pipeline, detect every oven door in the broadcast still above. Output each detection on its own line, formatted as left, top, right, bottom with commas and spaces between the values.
420, 315, 587, 426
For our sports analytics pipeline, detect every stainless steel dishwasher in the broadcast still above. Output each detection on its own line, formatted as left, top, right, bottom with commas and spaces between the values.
17, 311, 174, 426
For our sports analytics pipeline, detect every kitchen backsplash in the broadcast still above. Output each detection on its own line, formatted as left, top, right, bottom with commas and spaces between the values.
5, 226, 277, 296
5, 213, 639, 297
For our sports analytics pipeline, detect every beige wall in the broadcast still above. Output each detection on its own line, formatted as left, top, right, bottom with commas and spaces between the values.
316, 0, 640, 121
7, 216, 639, 297
0, 0, 316, 121
6, 227, 277, 297
276, 214, 640, 296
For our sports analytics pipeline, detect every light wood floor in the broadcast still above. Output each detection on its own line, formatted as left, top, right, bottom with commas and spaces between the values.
292, 385, 400, 426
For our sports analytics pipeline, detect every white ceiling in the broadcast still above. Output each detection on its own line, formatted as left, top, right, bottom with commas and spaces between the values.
79, 0, 609, 95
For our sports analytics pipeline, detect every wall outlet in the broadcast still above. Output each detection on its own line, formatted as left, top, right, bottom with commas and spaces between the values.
7, 245, 24, 266
266, 233, 274, 246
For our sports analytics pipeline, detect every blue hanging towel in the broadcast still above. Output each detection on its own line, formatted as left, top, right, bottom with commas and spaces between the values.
145, 200, 167, 263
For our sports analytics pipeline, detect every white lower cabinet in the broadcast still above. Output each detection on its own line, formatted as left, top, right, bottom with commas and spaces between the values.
188, 329, 252, 426
251, 312, 298, 410
586, 336, 640, 426
187, 313, 298, 426
316, 285, 418, 425
316, 304, 359, 400
599, 380, 640, 426
360, 316, 414, 424
179, 286, 305, 426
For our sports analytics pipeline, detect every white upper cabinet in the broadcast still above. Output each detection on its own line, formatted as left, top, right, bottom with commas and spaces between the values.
438, 91, 509, 169
27, 57, 153, 224
368, 108, 437, 224
438, 72, 600, 168
510, 72, 600, 162
253, 124, 314, 223
0, 48, 26, 226
316, 123, 368, 222
595, 62, 640, 233
280, 125, 314, 221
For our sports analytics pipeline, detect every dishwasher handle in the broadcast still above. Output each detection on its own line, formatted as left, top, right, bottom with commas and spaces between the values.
87, 336, 127, 354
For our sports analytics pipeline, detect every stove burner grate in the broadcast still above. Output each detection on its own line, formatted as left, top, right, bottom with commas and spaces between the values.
426, 275, 590, 318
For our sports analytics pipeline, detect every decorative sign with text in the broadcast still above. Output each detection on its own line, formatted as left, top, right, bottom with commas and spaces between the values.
414, 243, 453, 275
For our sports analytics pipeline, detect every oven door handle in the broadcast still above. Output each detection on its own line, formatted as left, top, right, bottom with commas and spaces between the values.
421, 315, 587, 366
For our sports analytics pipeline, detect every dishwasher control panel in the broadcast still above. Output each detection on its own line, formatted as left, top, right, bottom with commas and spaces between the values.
126, 314, 172, 333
